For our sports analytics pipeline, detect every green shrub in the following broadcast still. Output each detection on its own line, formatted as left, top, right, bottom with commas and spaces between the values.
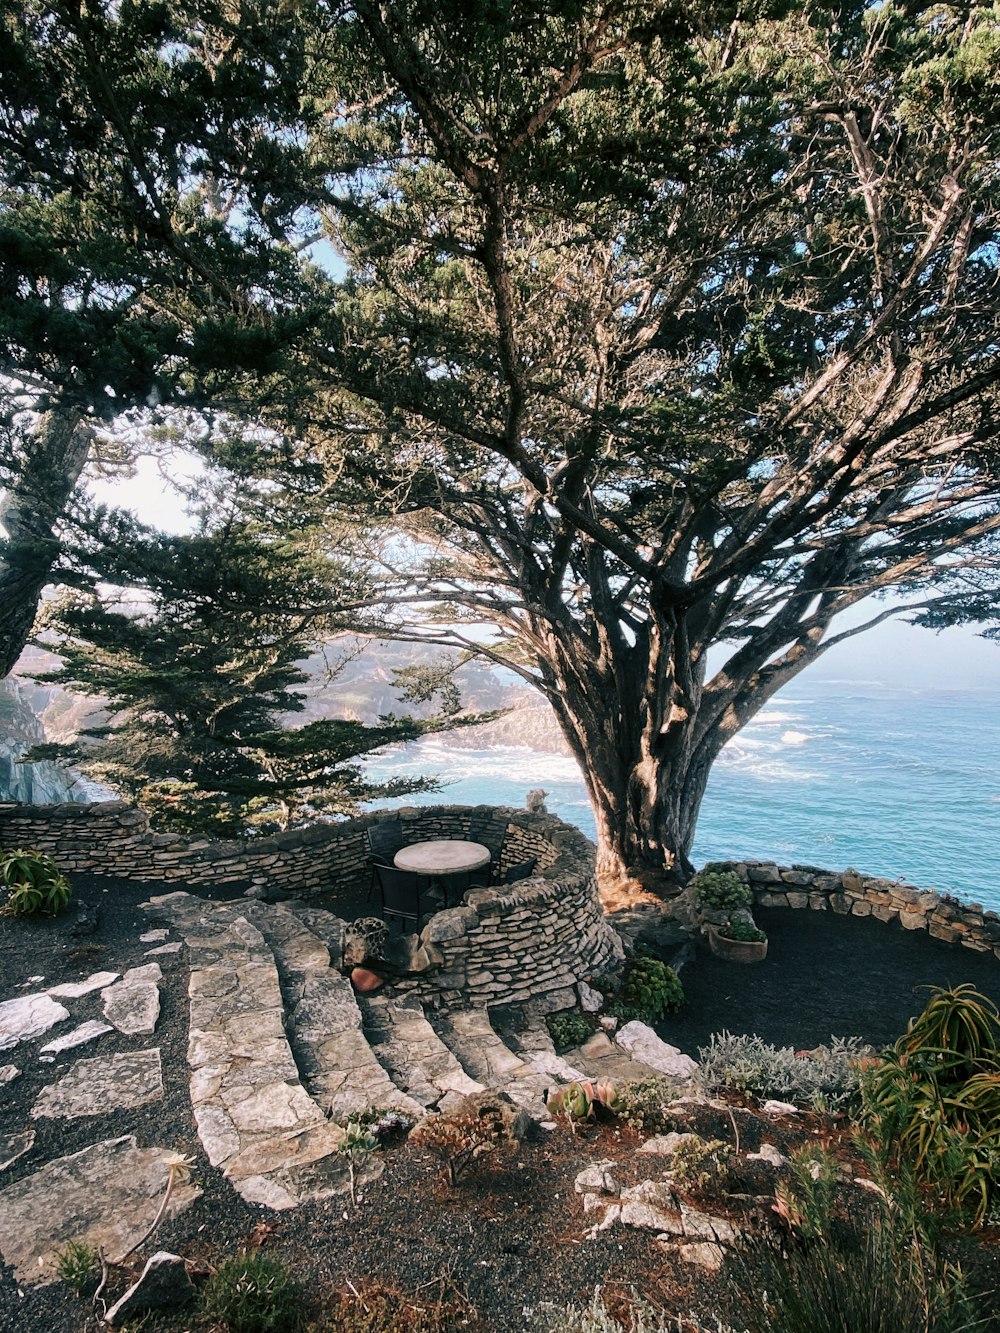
605, 956, 683, 1023
692, 869, 752, 911
860, 985, 1000, 1222
613, 1076, 685, 1135
546, 1011, 597, 1053
54, 1239, 100, 1297
202, 1252, 302, 1333
668, 1136, 732, 1193
0, 848, 71, 916
698, 1032, 867, 1109
719, 920, 766, 943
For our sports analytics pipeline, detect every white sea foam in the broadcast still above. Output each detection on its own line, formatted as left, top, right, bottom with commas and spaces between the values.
781, 729, 811, 746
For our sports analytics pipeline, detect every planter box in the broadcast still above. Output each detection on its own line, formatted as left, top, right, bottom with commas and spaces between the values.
706, 923, 768, 963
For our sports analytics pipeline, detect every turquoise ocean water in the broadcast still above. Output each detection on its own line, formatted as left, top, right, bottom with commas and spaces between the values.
362, 682, 1000, 912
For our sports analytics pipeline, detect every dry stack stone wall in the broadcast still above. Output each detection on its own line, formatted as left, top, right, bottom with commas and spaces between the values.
712, 860, 1000, 962
0, 799, 623, 1008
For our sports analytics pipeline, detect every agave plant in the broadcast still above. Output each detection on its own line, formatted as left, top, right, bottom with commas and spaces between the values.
860, 986, 1000, 1222
0, 848, 72, 916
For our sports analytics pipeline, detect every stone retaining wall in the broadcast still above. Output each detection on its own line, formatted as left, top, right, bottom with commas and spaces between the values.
0, 799, 623, 1008
710, 860, 1000, 962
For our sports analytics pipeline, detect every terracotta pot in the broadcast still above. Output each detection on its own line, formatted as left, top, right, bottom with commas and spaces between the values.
706, 923, 768, 963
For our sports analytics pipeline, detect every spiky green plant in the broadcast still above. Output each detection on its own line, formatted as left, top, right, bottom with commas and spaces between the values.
0, 848, 71, 916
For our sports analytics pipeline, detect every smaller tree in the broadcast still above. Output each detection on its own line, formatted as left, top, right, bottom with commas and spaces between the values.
28, 497, 490, 837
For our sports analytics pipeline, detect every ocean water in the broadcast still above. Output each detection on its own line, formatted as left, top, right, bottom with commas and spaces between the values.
362, 681, 1000, 912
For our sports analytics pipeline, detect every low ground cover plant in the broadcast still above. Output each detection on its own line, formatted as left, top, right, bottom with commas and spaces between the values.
717, 920, 766, 944
604, 954, 684, 1024
612, 1076, 687, 1135
202, 1251, 303, 1333
698, 1031, 868, 1110
0, 848, 71, 916
54, 1240, 100, 1297
547, 1010, 597, 1053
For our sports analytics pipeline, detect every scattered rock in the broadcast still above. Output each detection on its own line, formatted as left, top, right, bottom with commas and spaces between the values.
139, 930, 169, 944
32, 1049, 163, 1120
613, 1022, 698, 1079
39, 1020, 114, 1055
70, 903, 100, 936
574, 1161, 619, 1195
47, 972, 120, 1000
0, 1064, 20, 1088
638, 1131, 702, 1156
676, 1240, 726, 1272
0, 1131, 34, 1172
761, 1099, 800, 1116
598, 1015, 619, 1032
577, 981, 604, 1013
101, 979, 160, 1036
144, 942, 183, 957
748, 1142, 787, 1168
0, 993, 70, 1052
103, 1251, 196, 1326
0, 1136, 202, 1284
124, 962, 163, 984
350, 967, 385, 994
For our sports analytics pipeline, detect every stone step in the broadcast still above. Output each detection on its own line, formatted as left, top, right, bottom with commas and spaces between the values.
428, 1007, 562, 1121
358, 991, 484, 1109
280, 900, 346, 964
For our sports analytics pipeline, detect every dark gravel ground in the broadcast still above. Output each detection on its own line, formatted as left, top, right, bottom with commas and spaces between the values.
659, 905, 1000, 1057
2, 876, 1000, 1331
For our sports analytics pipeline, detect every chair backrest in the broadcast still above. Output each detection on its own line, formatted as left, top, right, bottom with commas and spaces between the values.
467, 814, 507, 859
373, 862, 422, 918
504, 857, 538, 884
366, 821, 405, 859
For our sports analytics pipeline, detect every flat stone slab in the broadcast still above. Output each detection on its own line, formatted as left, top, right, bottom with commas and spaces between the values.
0, 1130, 34, 1172
0, 1136, 201, 1284
0, 994, 70, 1052
39, 1020, 113, 1056
145, 942, 183, 957
31, 1049, 163, 1120
102, 980, 160, 1036
47, 971, 119, 1000
139, 930, 169, 943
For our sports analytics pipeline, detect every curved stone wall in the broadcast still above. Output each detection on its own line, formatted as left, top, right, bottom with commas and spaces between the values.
702, 859, 1000, 963
0, 799, 624, 1008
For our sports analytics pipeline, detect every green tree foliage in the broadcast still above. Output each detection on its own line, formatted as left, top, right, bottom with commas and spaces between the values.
2, 2, 999, 875
28, 492, 490, 837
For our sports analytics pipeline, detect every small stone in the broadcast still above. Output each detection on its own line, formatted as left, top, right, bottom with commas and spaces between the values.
677, 1241, 726, 1272
614, 1022, 698, 1079
598, 1015, 619, 1032
574, 1161, 620, 1195
0, 1065, 20, 1087
638, 1132, 700, 1156
124, 963, 163, 984
0, 1131, 34, 1172
0, 993, 70, 1052
350, 967, 385, 993
40, 1021, 113, 1055
102, 981, 160, 1036
103, 1251, 196, 1326
47, 971, 119, 1000
139, 930, 169, 943
145, 942, 183, 957
761, 1099, 800, 1116
748, 1142, 787, 1168
577, 982, 603, 1013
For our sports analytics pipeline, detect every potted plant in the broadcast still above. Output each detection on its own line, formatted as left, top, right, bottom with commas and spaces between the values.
706, 918, 768, 963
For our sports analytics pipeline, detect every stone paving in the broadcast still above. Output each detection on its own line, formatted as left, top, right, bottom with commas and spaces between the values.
0, 884, 699, 1291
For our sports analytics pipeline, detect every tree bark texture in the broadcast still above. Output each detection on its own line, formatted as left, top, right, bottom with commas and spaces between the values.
0, 410, 91, 678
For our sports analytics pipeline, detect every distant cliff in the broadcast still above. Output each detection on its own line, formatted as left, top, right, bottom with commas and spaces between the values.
0, 677, 92, 804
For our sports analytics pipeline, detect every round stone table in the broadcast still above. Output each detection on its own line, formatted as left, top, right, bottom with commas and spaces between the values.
393, 839, 491, 875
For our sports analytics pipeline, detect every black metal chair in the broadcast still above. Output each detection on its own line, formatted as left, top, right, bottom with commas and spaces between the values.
364, 822, 406, 898
467, 814, 507, 886
373, 862, 425, 932
504, 857, 538, 884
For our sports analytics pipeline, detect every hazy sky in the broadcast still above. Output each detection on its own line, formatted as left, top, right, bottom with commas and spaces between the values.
87, 460, 999, 696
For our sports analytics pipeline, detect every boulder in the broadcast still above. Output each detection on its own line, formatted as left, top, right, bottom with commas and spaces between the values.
613, 1022, 698, 1079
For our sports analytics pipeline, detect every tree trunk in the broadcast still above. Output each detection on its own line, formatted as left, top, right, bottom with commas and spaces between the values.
0, 409, 91, 678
